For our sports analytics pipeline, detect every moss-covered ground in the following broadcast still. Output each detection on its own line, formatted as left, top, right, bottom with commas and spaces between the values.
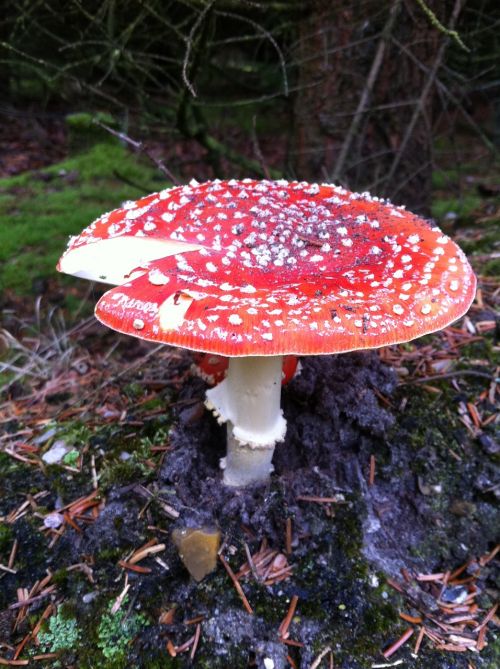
0, 140, 165, 295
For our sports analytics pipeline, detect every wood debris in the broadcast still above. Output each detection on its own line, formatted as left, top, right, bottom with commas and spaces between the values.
236, 541, 293, 586
165, 621, 202, 660
379, 310, 499, 400
219, 554, 253, 615
158, 607, 176, 625
0, 575, 57, 665
118, 537, 166, 574
369, 454, 376, 486
383, 545, 499, 658
38, 489, 103, 546
278, 595, 299, 640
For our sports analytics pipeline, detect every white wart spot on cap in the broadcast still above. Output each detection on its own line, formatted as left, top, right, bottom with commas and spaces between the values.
149, 269, 170, 285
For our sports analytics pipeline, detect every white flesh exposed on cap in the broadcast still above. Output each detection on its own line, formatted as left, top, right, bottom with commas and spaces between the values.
59, 237, 202, 285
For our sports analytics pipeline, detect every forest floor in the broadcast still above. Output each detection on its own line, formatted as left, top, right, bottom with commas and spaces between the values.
0, 114, 499, 668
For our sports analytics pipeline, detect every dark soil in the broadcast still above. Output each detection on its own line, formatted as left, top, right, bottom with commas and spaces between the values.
0, 111, 67, 177
2, 344, 497, 668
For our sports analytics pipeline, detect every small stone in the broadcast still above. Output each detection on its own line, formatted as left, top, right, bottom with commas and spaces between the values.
449, 500, 476, 517
43, 512, 64, 529
33, 427, 58, 445
474, 471, 500, 500
172, 526, 221, 581
42, 439, 70, 464
82, 592, 98, 604
479, 434, 500, 456
441, 585, 468, 604
263, 659, 275, 669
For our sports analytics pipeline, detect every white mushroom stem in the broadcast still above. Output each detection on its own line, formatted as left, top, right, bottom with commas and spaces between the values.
205, 355, 287, 487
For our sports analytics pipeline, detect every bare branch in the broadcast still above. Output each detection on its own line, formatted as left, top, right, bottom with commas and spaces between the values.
215, 8, 289, 96
415, 0, 470, 52
384, 0, 467, 195
182, 0, 215, 98
94, 120, 180, 184
331, 0, 402, 182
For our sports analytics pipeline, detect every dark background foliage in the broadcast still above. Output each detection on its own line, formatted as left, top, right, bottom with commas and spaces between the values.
1, 0, 499, 210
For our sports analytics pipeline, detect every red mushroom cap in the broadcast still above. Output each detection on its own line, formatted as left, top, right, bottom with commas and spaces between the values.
192, 353, 299, 386
192, 353, 229, 386
58, 179, 476, 356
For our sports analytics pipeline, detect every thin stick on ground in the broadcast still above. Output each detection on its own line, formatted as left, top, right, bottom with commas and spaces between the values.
243, 542, 262, 583
285, 517, 292, 555
369, 454, 376, 486
382, 627, 414, 659
278, 595, 299, 640
310, 645, 332, 669
219, 554, 253, 615
190, 623, 201, 660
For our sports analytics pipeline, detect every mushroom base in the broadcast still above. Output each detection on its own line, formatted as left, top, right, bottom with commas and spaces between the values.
205, 355, 286, 487
220, 424, 275, 487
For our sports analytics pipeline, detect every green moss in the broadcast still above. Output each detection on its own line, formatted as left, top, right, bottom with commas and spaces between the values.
139, 396, 164, 412
431, 194, 481, 221
96, 426, 170, 491
51, 568, 70, 587
460, 230, 499, 254
66, 112, 118, 151
0, 451, 23, 475
431, 168, 462, 190
96, 547, 123, 562
0, 524, 13, 553
482, 258, 500, 277
99, 459, 149, 489
123, 382, 145, 399
0, 142, 165, 295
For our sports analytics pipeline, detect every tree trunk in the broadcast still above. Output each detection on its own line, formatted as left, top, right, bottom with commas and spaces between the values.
290, 0, 460, 214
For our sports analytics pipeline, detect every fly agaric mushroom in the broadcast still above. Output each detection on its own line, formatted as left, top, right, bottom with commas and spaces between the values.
58, 179, 476, 486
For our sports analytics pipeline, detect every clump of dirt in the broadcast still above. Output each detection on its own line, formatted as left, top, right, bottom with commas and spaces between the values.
0, 113, 67, 177
159, 352, 396, 540
150, 350, 498, 668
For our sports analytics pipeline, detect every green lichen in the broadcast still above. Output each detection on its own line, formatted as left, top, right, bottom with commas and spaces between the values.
38, 609, 81, 652
97, 599, 150, 667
